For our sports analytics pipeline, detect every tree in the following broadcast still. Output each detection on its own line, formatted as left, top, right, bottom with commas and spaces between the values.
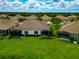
48, 17, 62, 37
8, 13, 16, 16
20, 13, 26, 17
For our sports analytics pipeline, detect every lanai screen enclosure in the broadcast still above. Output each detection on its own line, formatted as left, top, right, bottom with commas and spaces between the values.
0, 0, 79, 12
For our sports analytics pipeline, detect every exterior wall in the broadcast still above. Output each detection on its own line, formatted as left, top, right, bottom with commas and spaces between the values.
38, 31, 41, 35
70, 34, 79, 41
29, 30, 34, 35
22, 30, 41, 35
22, 30, 25, 35
73, 34, 79, 40
9, 30, 22, 37
59, 31, 70, 38
41, 30, 50, 35
60, 31, 79, 41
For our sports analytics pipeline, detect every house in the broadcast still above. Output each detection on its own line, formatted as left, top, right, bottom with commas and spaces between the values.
12, 18, 50, 36
0, 15, 51, 37
25, 15, 38, 20
0, 20, 18, 36
8, 14, 25, 23
56, 15, 69, 24
40, 15, 52, 24
0, 14, 7, 18
59, 21, 79, 41
0, 20, 18, 30
56, 15, 66, 21
67, 15, 78, 21
56, 15, 78, 25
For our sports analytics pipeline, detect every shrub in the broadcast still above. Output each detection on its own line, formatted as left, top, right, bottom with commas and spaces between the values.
18, 18, 26, 22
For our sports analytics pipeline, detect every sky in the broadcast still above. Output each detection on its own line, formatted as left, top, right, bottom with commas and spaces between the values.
0, 0, 79, 12
8, 0, 74, 2
9, 0, 27, 2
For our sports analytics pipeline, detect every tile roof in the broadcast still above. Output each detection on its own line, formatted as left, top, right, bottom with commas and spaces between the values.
40, 15, 52, 21
0, 20, 18, 30
56, 15, 66, 21
56, 15, 78, 21
25, 15, 38, 20
14, 18, 49, 30
60, 21, 79, 34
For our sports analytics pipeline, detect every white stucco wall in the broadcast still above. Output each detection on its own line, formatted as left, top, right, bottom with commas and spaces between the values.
22, 31, 25, 35
29, 30, 34, 35
22, 30, 41, 35
38, 31, 41, 35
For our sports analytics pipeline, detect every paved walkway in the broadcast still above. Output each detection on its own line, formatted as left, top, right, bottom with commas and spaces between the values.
59, 38, 71, 41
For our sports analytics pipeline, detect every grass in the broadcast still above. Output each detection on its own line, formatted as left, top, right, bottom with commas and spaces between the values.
0, 37, 79, 59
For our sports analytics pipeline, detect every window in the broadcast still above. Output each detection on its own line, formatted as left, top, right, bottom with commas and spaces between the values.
34, 31, 38, 34
25, 31, 28, 34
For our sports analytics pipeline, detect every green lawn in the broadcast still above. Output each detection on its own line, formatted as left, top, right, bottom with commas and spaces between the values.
0, 37, 79, 59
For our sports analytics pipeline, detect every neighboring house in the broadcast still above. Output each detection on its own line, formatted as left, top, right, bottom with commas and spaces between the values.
56, 15, 69, 24
56, 15, 78, 25
59, 22, 79, 41
8, 14, 25, 23
25, 15, 38, 20
0, 20, 18, 30
67, 15, 78, 21
0, 20, 18, 35
0, 14, 7, 18
56, 15, 66, 21
40, 15, 52, 24
12, 18, 50, 36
